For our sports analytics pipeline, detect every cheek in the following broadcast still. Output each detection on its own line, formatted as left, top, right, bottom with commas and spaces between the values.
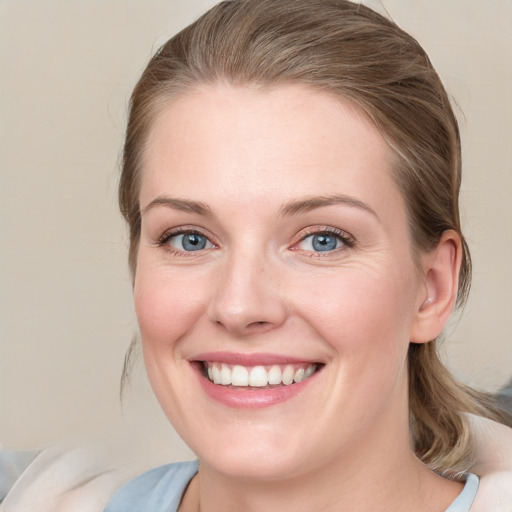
133, 263, 206, 353
296, 261, 419, 357
306, 262, 419, 416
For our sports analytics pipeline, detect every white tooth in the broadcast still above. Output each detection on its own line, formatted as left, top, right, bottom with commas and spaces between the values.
267, 365, 282, 385
231, 365, 249, 386
207, 365, 213, 381
304, 364, 316, 378
249, 366, 268, 387
282, 365, 295, 385
293, 368, 305, 383
212, 364, 221, 384
220, 364, 231, 385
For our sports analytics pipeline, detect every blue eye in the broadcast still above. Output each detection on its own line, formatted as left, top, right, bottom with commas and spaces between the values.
169, 233, 213, 251
298, 233, 343, 252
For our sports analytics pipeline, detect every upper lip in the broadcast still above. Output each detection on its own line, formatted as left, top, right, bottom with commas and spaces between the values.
190, 351, 320, 366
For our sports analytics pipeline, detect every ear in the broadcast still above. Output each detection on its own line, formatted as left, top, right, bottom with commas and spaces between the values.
410, 230, 463, 343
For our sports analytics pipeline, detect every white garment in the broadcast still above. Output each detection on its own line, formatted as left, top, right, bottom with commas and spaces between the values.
0, 445, 131, 512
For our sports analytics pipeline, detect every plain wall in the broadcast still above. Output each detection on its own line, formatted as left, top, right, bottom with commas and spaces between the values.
1, 0, 511, 455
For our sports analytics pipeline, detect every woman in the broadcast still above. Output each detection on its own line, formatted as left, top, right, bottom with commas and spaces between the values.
1, 0, 511, 511
104, 0, 510, 510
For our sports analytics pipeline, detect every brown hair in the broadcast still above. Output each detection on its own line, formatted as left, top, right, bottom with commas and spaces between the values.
119, 0, 504, 475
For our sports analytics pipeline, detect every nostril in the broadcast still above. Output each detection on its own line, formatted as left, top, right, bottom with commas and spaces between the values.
246, 321, 274, 332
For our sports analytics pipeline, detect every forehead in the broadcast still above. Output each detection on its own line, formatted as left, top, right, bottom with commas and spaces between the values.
140, 83, 404, 225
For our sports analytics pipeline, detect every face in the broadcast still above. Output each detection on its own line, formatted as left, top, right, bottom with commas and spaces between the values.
134, 84, 426, 481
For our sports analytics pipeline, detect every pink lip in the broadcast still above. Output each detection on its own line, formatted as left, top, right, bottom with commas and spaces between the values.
191, 351, 316, 366
189, 353, 323, 409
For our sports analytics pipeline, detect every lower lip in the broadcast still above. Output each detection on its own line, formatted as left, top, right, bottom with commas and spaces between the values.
194, 364, 320, 409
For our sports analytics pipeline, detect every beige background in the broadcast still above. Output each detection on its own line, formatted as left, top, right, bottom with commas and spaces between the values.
0, 0, 511, 457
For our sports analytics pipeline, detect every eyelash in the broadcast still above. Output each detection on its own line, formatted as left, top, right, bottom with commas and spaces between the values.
292, 226, 356, 255
157, 227, 216, 257
156, 226, 356, 256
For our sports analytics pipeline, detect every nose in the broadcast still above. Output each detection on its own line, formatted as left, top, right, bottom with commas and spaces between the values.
207, 247, 287, 337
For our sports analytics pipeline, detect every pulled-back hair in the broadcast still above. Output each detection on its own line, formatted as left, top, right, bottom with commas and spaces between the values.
119, 0, 504, 475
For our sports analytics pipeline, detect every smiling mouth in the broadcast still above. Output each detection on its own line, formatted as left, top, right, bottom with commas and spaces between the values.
200, 361, 321, 388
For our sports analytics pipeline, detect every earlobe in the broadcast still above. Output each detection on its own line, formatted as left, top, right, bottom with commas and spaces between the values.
410, 230, 463, 343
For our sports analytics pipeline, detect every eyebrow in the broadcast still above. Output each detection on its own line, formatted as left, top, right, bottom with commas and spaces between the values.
141, 194, 378, 220
141, 196, 212, 217
279, 194, 379, 220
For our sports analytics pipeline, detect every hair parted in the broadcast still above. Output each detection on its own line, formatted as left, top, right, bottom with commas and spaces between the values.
119, 0, 504, 475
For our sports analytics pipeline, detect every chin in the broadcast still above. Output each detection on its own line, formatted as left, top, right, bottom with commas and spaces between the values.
201, 446, 309, 482
191, 419, 337, 483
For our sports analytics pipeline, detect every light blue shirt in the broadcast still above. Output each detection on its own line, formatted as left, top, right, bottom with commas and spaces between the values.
104, 460, 479, 512
104, 460, 199, 512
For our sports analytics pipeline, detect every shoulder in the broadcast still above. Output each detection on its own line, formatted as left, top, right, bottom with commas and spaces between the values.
0, 449, 40, 503
104, 460, 199, 512
0, 442, 141, 512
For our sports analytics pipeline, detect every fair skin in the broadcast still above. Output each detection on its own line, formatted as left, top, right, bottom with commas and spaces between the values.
134, 83, 465, 511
